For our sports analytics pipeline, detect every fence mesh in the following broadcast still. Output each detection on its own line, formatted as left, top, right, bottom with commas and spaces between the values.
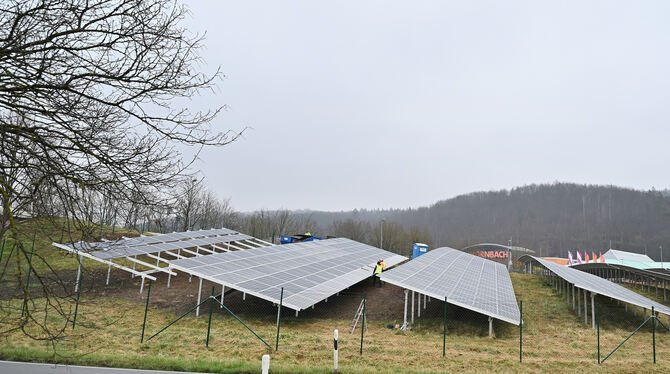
11, 255, 670, 371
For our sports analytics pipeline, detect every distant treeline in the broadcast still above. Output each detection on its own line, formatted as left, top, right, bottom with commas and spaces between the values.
287, 183, 670, 260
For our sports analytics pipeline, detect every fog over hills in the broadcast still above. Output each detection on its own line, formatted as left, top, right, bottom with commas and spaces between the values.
286, 183, 670, 259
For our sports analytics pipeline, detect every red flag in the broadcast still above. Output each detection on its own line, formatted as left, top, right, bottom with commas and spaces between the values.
592, 252, 597, 263
585, 253, 590, 263
600, 252, 604, 263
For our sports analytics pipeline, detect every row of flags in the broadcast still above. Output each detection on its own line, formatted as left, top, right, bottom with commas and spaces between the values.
568, 251, 604, 266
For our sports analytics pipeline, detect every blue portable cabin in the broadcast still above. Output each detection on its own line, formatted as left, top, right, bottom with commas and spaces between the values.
412, 243, 429, 259
280, 234, 323, 244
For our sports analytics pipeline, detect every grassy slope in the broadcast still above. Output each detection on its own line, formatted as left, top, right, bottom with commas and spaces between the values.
2, 224, 670, 373
1, 218, 139, 273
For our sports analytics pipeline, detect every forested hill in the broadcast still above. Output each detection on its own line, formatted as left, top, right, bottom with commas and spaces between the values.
295, 183, 670, 259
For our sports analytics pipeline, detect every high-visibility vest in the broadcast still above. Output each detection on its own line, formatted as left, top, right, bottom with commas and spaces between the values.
374, 264, 383, 274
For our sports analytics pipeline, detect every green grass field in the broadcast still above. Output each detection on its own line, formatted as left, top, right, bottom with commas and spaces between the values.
2, 222, 670, 373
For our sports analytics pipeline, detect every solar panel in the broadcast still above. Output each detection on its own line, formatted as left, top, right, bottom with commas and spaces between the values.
92, 233, 254, 260
532, 256, 670, 316
71, 228, 240, 251
168, 238, 407, 311
380, 247, 520, 325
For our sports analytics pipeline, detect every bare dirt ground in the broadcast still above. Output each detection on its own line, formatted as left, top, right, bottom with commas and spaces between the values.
58, 265, 451, 324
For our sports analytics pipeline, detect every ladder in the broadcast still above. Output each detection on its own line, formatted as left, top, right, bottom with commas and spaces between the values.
349, 298, 368, 334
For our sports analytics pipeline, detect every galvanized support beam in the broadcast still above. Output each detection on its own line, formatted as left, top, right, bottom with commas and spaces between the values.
411, 290, 415, 324
196, 278, 203, 317
488, 316, 493, 338
577, 287, 581, 314
52, 243, 155, 281
584, 289, 588, 325
196, 246, 216, 254
591, 293, 596, 330
74, 257, 82, 293
403, 289, 408, 328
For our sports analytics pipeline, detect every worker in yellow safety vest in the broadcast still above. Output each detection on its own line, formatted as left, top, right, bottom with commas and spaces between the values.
371, 259, 384, 287
379, 258, 386, 270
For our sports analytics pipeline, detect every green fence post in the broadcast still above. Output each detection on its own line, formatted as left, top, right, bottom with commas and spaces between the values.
140, 280, 152, 343
652, 306, 656, 364
72, 271, 83, 329
520, 300, 523, 363
206, 286, 215, 347
596, 304, 600, 365
275, 287, 283, 351
21, 231, 37, 317
360, 294, 366, 355
443, 296, 447, 357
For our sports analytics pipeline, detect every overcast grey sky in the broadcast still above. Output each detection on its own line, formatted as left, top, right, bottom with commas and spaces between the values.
183, 1, 670, 212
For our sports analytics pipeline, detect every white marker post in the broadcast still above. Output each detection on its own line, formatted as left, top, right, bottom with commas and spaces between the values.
334, 329, 339, 372
261, 354, 270, 374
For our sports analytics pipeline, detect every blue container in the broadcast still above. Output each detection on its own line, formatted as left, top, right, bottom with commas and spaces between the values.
280, 235, 324, 244
412, 243, 429, 259
280, 235, 294, 244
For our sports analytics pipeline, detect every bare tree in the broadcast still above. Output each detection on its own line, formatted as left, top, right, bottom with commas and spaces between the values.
175, 178, 204, 231
199, 191, 239, 230
330, 219, 370, 243
0, 0, 242, 342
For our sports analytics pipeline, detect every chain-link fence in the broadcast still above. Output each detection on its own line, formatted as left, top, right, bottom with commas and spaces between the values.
32, 260, 670, 372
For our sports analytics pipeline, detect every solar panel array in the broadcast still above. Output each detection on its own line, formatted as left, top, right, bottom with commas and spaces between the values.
168, 238, 407, 311
70, 228, 237, 250
380, 247, 521, 325
66, 228, 249, 260
532, 256, 670, 316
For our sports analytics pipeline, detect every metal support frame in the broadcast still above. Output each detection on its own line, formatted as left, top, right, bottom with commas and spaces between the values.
180, 248, 202, 257
488, 316, 493, 338
411, 290, 415, 324
418, 292, 421, 318
127, 256, 177, 276
211, 244, 231, 252
224, 284, 230, 309
402, 289, 408, 329
74, 256, 82, 292
162, 251, 186, 260
53, 243, 156, 281
591, 292, 596, 330
235, 241, 257, 249
255, 238, 274, 246
584, 290, 588, 324
196, 278, 203, 317
106, 264, 112, 285
224, 243, 246, 251
196, 246, 216, 255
